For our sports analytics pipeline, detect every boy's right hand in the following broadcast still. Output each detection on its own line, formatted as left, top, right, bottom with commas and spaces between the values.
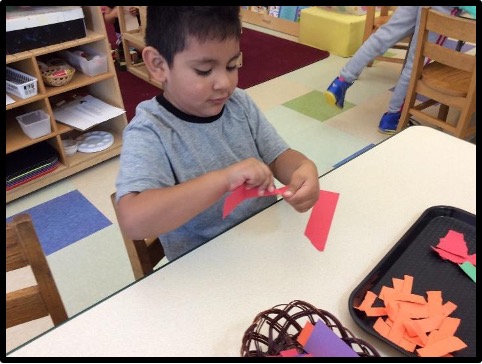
225, 158, 275, 195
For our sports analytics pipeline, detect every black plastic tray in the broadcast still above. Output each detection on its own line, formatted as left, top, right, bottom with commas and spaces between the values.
348, 206, 476, 357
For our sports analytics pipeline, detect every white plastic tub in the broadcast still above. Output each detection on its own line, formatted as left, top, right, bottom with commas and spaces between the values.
60, 45, 108, 77
16, 110, 51, 139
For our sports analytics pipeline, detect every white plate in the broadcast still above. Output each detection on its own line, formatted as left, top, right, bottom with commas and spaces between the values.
76, 131, 114, 153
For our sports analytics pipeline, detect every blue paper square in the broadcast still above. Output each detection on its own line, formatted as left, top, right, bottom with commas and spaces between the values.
6, 190, 112, 255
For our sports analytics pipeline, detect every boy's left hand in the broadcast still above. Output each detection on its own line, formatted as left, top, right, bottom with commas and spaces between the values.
282, 162, 320, 212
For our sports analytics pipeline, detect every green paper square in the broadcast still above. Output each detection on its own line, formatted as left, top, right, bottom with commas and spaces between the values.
283, 90, 355, 123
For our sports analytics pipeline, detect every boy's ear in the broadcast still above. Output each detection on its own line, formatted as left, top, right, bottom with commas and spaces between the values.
142, 46, 168, 83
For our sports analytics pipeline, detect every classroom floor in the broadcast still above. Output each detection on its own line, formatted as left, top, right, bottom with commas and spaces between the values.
5, 23, 475, 354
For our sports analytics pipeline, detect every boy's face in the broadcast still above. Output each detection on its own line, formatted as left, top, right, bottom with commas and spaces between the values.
163, 35, 240, 118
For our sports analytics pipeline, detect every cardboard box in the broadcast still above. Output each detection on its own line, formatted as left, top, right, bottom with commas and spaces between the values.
6, 6, 86, 54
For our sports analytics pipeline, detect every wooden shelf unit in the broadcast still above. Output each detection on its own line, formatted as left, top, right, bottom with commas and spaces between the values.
117, 6, 250, 88
6, 6, 128, 203
117, 6, 162, 90
240, 7, 300, 37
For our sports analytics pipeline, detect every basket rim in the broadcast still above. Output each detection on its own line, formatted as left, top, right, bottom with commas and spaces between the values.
41, 65, 75, 76
240, 300, 381, 357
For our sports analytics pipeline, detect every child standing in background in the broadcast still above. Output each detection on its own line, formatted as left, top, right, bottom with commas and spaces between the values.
103, 6, 140, 47
324, 6, 470, 134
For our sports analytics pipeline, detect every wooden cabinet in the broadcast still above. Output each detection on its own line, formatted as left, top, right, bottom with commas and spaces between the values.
6, 6, 128, 203
116, 6, 245, 87
240, 7, 300, 37
117, 6, 162, 89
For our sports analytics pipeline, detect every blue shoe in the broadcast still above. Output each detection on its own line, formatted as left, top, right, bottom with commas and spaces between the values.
324, 77, 352, 109
378, 111, 401, 134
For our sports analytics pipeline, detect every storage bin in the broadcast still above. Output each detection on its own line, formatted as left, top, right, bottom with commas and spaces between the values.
6, 66, 38, 99
16, 110, 52, 139
60, 45, 108, 77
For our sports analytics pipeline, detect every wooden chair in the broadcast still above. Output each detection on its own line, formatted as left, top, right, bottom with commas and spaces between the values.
6, 214, 68, 329
110, 193, 165, 280
363, 6, 412, 67
396, 7, 476, 140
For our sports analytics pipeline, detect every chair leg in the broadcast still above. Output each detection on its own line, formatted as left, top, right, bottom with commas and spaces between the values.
453, 104, 476, 139
437, 104, 449, 121
363, 7, 376, 68
455, 40, 465, 52
397, 111, 408, 133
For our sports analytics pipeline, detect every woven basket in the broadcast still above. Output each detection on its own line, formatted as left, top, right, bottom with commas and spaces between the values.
41, 65, 75, 87
241, 300, 380, 357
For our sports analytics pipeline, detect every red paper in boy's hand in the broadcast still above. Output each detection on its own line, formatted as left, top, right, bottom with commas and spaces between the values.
223, 184, 340, 252
223, 185, 287, 218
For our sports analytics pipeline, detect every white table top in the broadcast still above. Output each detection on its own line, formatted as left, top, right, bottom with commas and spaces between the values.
8, 126, 476, 358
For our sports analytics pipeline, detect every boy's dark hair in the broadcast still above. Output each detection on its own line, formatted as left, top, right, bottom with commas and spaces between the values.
145, 6, 241, 67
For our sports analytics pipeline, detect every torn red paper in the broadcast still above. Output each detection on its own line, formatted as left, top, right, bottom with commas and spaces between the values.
223, 185, 287, 218
431, 230, 476, 266
223, 184, 340, 251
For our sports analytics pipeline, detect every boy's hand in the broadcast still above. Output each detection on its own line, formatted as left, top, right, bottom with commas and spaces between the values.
225, 158, 275, 195
282, 161, 320, 212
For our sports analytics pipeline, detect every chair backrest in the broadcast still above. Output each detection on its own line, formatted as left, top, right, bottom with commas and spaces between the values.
110, 193, 165, 280
397, 7, 476, 139
6, 214, 68, 329
363, 6, 412, 67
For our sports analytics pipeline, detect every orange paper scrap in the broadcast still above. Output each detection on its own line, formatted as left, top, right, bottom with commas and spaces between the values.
416, 336, 467, 357
355, 275, 467, 357
297, 321, 315, 347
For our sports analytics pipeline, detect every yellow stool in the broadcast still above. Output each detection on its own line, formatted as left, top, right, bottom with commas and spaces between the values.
299, 7, 366, 57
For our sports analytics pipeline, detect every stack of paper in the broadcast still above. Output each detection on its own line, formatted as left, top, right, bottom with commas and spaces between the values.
53, 94, 125, 131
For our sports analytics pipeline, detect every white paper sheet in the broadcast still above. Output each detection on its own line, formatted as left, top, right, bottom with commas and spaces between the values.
53, 95, 125, 131
6, 94, 15, 105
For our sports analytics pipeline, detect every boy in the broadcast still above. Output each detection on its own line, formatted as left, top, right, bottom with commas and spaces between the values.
115, 7, 320, 262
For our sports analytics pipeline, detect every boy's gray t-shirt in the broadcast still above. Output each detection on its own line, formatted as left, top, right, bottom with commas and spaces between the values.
116, 87, 289, 261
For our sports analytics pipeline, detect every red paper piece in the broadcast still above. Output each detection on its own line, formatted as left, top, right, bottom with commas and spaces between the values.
223, 184, 340, 251
437, 230, 467, 257
431, 247, 467, 264
304, 190, 339, 251
223, 185, 287, 218
432, 230, 476, 266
